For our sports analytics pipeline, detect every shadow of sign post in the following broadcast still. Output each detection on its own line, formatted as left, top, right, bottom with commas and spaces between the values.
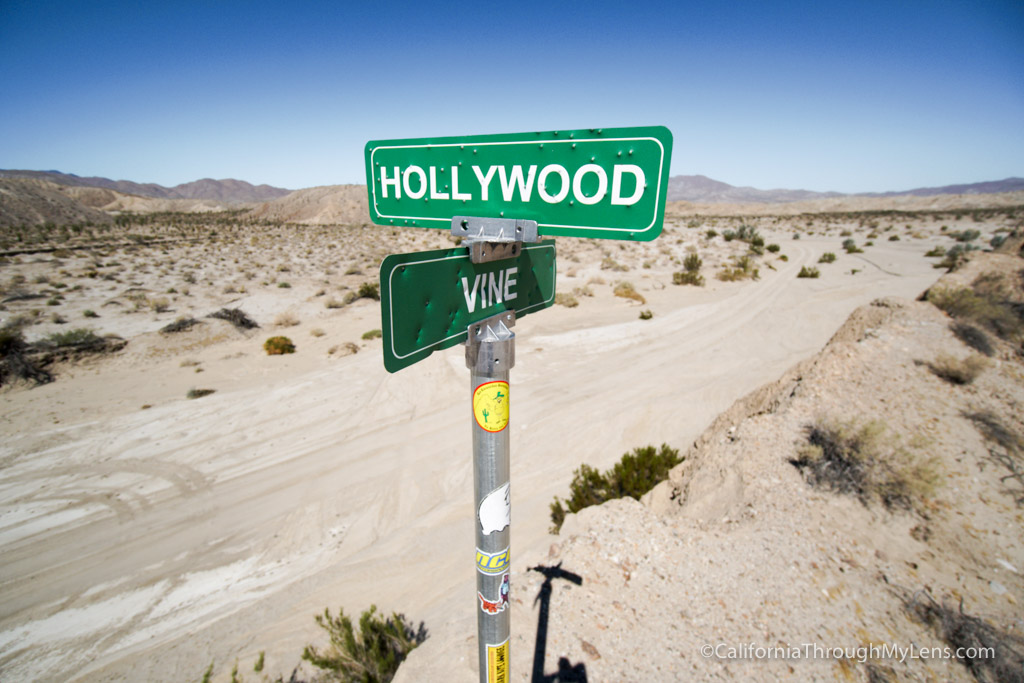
530, 563, 587, 683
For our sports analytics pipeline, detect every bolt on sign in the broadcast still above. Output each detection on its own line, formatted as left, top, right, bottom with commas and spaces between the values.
364, 126, 673, 241
379, 241, 556, 373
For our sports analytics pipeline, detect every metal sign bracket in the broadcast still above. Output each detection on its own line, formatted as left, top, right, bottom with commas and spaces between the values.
452, 216, 540, 264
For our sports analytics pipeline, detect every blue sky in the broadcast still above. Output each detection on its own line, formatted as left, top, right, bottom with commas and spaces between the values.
1, 0, 1021, 193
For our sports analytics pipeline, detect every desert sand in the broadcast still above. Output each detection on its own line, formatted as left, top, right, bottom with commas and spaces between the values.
1, 202, 1021, 681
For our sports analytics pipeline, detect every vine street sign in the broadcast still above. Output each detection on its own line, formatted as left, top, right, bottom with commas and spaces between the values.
379, 240, 556, 372
364, 126, 672, 241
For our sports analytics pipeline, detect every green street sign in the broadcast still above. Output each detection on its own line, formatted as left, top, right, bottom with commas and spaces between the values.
379, 241, 556, 373
365, 126, 672, 241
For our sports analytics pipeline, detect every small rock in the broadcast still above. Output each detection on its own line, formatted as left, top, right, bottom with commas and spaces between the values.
990, 581, 1007, 595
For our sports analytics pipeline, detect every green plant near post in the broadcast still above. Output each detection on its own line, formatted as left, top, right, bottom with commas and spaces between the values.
302, 605, 424, 683
673, 253, 705, 286
549, 443, 682, 533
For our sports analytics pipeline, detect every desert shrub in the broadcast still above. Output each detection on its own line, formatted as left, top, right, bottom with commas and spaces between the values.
311, 328, 326, 337
925, 246, 946, 257
766, 243, 780, 253
790, 419, 939, 513
818, 252, 837, 263
736, 224, 760, 243
673, 271, 705, 286
793, 233, 801, 240
362, 329, 382, 340
613, 281, 646, 304
639, 309, 653, 320
358, 282, 380, 300
842, 238, 863, 253
903, 590, 1024, 683
209, 308, 259, 330
950, 322, 995, 356
722, 230, 736, 242
748, 243, 765, 256
302, 605, 426, 683
673, 253, 705, 286
44, 328, 102, 347
186, 388, 216, 399
600, 256, 628, 272
277, 281, 291, 288
933, 244, 979, 271
325, 297, 344, 309
274, 311, 300, 327
951, 229, 982, 243
549, 444, 682, 533
572, 285, 594, 298
148, 297, 170, 312
927, 284, 1021, 340
705, 229, 718, 239
797, 266, 820, 279
160, 317, 201, 333
717, 255, 759, 282
83, 309, 99, 318
888, 235, 900, 241
928, 353, 990, 385
990, 234, 1008, 249
555, 292, 579, 308
264, 336, 295, 355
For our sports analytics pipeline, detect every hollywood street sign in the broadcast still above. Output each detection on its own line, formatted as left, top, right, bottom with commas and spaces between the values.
378, 240, 556, 373
364, 126, 672, 241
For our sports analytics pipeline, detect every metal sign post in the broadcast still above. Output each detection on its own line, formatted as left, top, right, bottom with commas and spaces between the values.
467, 311, 514, 683
365, 126, 673, 683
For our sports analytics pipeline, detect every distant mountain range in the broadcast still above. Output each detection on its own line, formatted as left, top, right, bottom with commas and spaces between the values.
666, 175, 1024, 203
0, 170, 292, 203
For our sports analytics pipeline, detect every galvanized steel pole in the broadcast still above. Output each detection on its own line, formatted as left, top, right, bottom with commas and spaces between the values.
466, 312, 515, 683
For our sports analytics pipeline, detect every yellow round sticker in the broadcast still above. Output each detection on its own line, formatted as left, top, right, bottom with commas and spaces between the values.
473, 381, 510, 432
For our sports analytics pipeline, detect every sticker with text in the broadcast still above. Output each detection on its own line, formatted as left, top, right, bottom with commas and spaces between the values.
473, 381, 509, 432
479, 482, 510, 535
478, 573, 510, 615
487, 637, 509, 683
476, 547, 510, 575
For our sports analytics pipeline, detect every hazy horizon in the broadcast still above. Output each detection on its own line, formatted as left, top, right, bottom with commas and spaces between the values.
2, 1, 1021, 193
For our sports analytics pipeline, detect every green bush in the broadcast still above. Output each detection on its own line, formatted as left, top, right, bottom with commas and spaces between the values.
717, 255, 759, 282
673, 253, 705, 286
797, 266, 820, 278
302, 605, 425, 683
362, 328, 383, 340
357, 282, 380, 301
924, 246, 946, 257
45, 328, 101, 347
705, 229, 718, 239
927, 283, 1021, 340
264, 336, 295, 355
818, 252, 837, 263
639, 309, 653, 320
842, 238, 863, 253
549, 444, 682, 533
766, 243, 780, 253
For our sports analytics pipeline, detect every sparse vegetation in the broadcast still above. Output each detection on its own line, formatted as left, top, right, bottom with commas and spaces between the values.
186, 388, 216, 400
818, 252, 837, 264
673, 253, 705, 286
274, 311, 300, 327
613, 281, 646, 304
790, 418, 939, 514
160, 317, 201, 334
924, 246, 946, 257
549, 444, 682, 533
302, 605, 426, 683
797, 266, 820, 279
950, 322, 995, 357
209, 308, 259, 330
362, 329, 382, 340
555, 292, 579, 308
842, 238, 863, 254
717, 255, 759, 282
44, 328, 102, 348
263, 336, 295, 355
639, 309, 653, 320
927, 279, 1022, 341
903, 590, 1024, 683
927, 353, 990, 385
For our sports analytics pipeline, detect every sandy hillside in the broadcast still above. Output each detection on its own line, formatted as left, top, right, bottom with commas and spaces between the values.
0, 205, 1020, 681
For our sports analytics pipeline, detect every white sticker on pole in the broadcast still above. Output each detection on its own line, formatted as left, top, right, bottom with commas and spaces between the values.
479, 482, 510, 535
